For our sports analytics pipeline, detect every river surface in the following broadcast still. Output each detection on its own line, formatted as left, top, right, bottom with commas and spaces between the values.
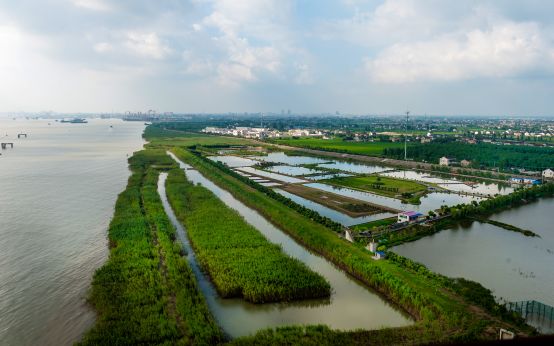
164, 153, 411, 337
393, 198, 554, 331
0, 118, 145, 345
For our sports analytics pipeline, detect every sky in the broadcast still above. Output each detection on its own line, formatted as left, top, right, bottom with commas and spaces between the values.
1, 0, 554, 115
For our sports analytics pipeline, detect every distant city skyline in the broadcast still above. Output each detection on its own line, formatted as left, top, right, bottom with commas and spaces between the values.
2, 1, 554, 116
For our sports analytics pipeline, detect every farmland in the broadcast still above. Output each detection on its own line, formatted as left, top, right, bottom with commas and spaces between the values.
164, 167, 331, 303
272, 137, 407, 156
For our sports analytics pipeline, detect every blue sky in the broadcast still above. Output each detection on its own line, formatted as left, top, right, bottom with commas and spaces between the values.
1, 0, 554, 115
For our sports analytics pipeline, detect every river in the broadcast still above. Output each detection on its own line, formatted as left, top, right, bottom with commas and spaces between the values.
0, 118, 144, 345
164, 152, 412, 337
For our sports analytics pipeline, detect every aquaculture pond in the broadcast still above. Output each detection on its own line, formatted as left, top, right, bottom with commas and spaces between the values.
248, 152, 331, 165
164, 153, 411, 337
266, 165, 325, 176
305, 183, 482, 214
393, 198, 554, 332
208, 155, 258, 167
318, 161, 391, 174
235, 167, 307, 184
275, 189, 395, 227
380, 170, 514, 196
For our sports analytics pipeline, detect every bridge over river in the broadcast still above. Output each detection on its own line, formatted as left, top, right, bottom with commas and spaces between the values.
507, 300, 554, 334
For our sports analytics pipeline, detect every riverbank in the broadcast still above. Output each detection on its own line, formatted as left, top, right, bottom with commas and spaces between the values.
80, 150, 223, 345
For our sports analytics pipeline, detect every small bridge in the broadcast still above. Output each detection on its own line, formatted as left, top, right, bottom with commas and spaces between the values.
1, 143, 14, 149
507, 300, 554, 333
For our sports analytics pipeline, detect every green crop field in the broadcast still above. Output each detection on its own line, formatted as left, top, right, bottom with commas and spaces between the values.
323, 175, 427, 201
165, 168, 331, 303
274, 137, 406, 156
145, 125, 255, 148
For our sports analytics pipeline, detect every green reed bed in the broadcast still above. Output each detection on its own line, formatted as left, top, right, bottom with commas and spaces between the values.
165, 168, 331, 303
80, 149, 223, 345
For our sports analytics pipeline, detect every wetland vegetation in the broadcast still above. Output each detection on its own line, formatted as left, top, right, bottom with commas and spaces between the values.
164, 167, 331, 303
81, 149, 223, 345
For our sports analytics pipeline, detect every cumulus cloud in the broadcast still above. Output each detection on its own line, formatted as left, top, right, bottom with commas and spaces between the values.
191, 0, 308, 86
72, 0, 112, 12
124, 32, 171, 59
365, 21, 552, 83
93, 42, 112, 53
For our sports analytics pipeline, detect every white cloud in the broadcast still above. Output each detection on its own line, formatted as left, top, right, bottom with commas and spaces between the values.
321, 0, 440, 46
93, 42, 112, 53
124, 32, 171, 59
365, 21, 552, 83
190, 0, 302, 86
72, 0, 112, 12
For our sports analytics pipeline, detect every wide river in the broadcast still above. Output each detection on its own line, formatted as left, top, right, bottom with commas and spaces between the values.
0, 118, 145, 345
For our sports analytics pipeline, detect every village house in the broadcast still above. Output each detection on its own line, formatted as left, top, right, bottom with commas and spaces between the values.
543, 169, 554, 179
439, 156, 456, 166
460, 159, 472, 167
397, 211, 423, 223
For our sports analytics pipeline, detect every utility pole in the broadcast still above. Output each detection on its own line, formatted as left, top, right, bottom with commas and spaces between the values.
405, 111, 409, 161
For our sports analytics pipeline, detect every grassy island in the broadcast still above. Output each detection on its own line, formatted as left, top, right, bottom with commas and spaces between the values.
165, 168, 331, 303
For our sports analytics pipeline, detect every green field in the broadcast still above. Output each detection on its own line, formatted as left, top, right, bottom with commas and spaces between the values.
145, 125, 255, 148
165, 168, 331, 303
273, 137, 407, 156
323, 175, 428, 203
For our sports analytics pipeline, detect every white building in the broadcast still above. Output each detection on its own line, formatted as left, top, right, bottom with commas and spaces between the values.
439, 156, 456, 166
543, 169, 554, 179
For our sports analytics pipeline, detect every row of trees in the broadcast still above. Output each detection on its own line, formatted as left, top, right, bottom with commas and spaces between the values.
447, 183, 554, 219
385, 141, 554, 171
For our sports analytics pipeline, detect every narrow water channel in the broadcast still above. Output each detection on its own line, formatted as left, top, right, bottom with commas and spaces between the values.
160, 153, 411, 338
